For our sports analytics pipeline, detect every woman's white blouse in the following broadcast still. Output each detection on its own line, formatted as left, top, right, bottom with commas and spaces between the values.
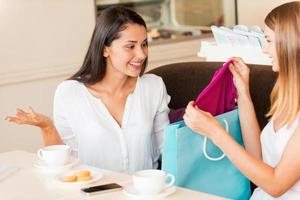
251, 116, 300, 200
53, 74, 170, 174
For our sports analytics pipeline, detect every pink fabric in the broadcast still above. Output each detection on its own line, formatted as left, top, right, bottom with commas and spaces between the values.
169, 60, 237, 123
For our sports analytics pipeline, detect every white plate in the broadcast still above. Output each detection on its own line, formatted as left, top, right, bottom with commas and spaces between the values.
123, 185, 176, 200
33, 157, 79, 172
54, 167, 104, 187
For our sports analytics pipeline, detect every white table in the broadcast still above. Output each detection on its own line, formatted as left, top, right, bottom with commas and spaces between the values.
0, 151, 227, 200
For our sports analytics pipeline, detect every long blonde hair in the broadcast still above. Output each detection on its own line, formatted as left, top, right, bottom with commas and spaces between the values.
265, 1, 300, 125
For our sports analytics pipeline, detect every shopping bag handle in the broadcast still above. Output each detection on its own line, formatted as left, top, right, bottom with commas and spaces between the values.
203, 119, 228, 161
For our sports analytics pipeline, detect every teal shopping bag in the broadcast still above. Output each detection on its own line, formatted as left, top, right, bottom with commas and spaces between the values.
162, 109, 251, 200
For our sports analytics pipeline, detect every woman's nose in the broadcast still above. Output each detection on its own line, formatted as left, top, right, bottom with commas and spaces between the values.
136, 47, 147, 59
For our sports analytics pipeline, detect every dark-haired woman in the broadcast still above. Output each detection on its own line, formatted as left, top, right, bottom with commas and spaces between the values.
6, 7, 170, 174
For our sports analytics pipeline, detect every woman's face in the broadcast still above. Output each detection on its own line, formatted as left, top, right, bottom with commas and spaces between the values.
263, 25, 279, 72
104, 23, 148, 78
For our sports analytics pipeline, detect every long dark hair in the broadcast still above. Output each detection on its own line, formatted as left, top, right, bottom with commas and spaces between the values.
69, 6, 147, 84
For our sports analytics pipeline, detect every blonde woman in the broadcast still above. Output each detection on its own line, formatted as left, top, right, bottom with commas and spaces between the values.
183, 1, 300, 199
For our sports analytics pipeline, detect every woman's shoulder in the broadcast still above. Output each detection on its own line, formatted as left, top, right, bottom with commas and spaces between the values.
138, 74, 169, 100
57, 79, 81, 87
55, 80, 83, 98
56, 80, 81, 91
139, 73, 165, 87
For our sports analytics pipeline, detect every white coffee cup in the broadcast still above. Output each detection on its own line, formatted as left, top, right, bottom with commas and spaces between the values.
37, 145, 71, 167
133, 169, 175, 195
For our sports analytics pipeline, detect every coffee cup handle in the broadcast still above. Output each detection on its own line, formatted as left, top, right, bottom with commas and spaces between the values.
165, 173, 175, 189
37, 149, 43, 160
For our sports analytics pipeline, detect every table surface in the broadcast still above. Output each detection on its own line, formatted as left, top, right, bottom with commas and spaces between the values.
0, 151, 227, 200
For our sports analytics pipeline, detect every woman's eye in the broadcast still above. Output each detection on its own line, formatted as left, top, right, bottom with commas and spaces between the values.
126, 45, 135, 49
142, 42, 148, 47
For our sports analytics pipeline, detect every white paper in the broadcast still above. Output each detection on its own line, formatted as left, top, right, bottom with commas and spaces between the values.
200, 25, 271, 65
198, 41, 272, 65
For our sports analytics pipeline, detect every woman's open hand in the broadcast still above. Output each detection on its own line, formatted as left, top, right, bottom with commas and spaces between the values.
5, 106, 53, 129
5, 107, 63, 146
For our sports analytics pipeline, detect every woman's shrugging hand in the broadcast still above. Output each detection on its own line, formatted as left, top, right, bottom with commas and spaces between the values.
5, 106, 53, 129
5, 107, 62, 146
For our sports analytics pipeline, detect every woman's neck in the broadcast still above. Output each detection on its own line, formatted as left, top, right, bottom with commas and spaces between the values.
87, 72, 137, 98
102, 74, 136, 94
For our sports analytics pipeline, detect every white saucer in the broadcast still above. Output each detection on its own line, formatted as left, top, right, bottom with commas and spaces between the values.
123, 185, 176, 200
33, 157, 79, 172
54, 167, 103, 187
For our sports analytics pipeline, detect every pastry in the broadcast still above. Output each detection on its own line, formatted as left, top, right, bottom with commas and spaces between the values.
75, 170, 91, 177
61, 175, 77, 182
60, 169, 93, 182
77, 175, 92, 182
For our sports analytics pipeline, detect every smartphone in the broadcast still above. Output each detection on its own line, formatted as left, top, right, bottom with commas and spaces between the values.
81, 183, 123, 195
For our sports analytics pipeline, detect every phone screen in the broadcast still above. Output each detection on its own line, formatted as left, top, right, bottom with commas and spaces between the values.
81, 183, 122, 194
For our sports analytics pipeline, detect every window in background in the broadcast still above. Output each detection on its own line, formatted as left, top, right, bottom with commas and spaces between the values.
173, 0, 224, 26
96, 0, 236, 42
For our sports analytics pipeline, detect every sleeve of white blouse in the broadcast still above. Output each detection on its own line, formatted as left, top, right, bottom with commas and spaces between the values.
152, 77, 170, 161
53, 83, 78, 157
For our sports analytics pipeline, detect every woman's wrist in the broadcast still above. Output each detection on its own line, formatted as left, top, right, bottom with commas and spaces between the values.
40, 123, 56, 133
211, 127, 229, 147
41, 124, 63, 145
238, 88, 251, 101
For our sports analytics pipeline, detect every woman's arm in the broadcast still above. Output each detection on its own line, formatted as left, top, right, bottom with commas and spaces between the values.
230, 58, 262, 159
214, 124, 300, 197
39, 122, 63, 146
152, 77, 170, 157
184, 103, 300, 197
5, 107, 63, 146
237, 92, 262, 159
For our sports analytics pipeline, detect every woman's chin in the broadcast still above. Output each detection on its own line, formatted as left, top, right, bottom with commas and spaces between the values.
127, 70, 141, 77
272, 64, 279, 72
128, 66, 142, 75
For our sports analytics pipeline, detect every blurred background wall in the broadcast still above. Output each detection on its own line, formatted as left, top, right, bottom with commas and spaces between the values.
238, 0, 295, 27
0, 0, 96, 152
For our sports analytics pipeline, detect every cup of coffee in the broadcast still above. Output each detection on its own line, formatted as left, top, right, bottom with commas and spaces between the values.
37, 145, 71, 167
132, 169, 175, 195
